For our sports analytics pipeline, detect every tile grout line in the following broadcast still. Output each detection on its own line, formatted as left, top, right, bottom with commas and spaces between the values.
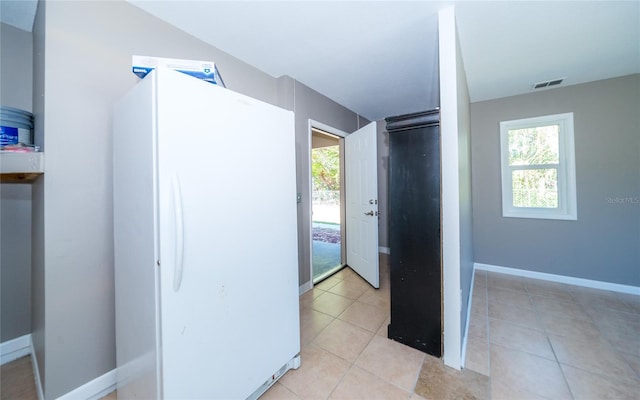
476, 272, 640, 399
526, 276, 576, 400
307, 267, 404, 399
354, 266, 422, 398
323, 354, 351, 400
310, 264, 424, 400
407, 353, 427, 399
542, 277, 640, 393
575, 292, 640, 386
490, 273, 570, 399
305, 280, 350, 400
353, 277, 428, 399
546, 335, 575, 400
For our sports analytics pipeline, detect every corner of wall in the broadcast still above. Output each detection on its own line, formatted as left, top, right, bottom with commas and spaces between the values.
438, 4, 462, 371
30, 1, 47, 392
275, 75, 295, 112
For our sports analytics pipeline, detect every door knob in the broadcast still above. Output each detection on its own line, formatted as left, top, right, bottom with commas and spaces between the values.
364, 211, 374, 216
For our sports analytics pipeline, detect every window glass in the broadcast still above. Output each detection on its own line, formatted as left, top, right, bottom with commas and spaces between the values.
500, 113, 576, 220
512, 169, 558, 208
507, 125, 559, 166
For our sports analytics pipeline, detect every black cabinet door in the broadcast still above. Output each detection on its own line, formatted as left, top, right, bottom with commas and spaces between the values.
386, 111, 441, 357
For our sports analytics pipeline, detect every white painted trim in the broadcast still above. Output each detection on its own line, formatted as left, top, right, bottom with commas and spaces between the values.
378, 246, 390, 255
474, 263, 640, 295
1, 334, 32, 365
56, 369, 117, 400
299, 280, 313, 296
30, 337, 44, 400
309, 119, 348, 139
307, 120, 315, 294
460, 269, 476, 369
499, 113, 577, 220
307, 119, 348, 288
439, 5, 462, 371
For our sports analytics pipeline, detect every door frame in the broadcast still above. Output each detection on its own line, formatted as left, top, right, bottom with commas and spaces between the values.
307, 120, 348, 286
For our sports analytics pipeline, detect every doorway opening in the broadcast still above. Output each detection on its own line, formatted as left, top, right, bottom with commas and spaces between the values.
311, 128, 345, 283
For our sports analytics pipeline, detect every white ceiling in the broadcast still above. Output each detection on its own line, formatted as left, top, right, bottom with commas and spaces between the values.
2, 1, 638, 121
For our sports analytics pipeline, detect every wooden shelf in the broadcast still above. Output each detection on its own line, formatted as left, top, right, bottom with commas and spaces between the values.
0, 152, 44, 183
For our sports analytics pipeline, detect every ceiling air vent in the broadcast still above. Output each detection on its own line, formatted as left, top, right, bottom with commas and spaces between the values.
533, 78, 565, 90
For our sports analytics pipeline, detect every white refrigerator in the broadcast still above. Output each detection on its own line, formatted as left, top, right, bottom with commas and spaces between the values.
113, 68, 300, 399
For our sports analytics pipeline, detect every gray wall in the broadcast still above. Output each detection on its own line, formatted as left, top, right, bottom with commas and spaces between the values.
32, 1, 276, 398
29, 1, 364, 397
289, 78, 364, 286
1, 184, 32, 342
375, 24, 439, 252
471, 74, 640, 287
376, 120, 389, 249
0, 22, 33, 343
1, 23, 33, 111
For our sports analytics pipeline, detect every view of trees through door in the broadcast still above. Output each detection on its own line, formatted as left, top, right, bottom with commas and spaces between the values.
312, 130, 343, 282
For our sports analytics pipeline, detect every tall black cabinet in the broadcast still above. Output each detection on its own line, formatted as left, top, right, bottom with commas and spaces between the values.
385, 109, 442, 357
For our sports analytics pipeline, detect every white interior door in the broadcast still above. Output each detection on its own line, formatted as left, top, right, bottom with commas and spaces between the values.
345, 122, 379, 288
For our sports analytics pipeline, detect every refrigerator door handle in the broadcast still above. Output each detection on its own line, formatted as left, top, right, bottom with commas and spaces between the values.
172, 174, 185, 292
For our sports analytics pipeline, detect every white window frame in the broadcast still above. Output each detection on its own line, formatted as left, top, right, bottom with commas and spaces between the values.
500, 112, 577, 220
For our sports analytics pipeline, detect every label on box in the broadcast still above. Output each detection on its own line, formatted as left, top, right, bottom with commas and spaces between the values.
132, 55, 225, 87
0, 126, 18, 146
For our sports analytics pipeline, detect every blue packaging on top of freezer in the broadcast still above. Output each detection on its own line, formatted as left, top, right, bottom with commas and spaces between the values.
132, 55, 226, 87
0, 126, 19, 146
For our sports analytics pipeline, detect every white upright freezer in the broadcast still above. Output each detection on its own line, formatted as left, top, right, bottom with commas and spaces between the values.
113, 68, 300, 399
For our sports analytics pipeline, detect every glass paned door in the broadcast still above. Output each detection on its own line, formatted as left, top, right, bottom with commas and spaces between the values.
311, 130, 343, 282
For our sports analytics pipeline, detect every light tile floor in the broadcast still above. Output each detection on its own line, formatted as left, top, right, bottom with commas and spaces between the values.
263, 255, 432, 400
4, 260, 639, 399
1, 355, 38, 400
466, 269, 640, 400
267, 261, 640, 399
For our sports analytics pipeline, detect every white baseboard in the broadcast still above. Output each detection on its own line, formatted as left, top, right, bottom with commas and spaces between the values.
378, 246, 390, 255
460, 270, 476, 370
30, 337, 44, 400
299, 280, 313, 296
57, 369, 117, 400
474, 263, 640, 295
1, 334, 31, 365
